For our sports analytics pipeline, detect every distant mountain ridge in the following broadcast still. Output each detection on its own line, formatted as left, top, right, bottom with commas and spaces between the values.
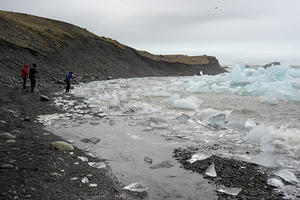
0, 10, 226, 86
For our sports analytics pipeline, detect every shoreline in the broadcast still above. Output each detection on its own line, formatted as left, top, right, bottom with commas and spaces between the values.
0, 82, 135, 200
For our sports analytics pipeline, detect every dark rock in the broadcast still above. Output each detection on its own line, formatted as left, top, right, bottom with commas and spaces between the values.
81, 137, 100, 144
263, 62, 280, 69
144, 156, 153, 164
150, 161, 173, 169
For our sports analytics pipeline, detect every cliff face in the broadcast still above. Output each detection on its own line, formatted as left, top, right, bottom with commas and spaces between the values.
0, 10, 226, 84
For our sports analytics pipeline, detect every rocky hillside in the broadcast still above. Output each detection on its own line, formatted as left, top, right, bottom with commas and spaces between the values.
0, 10, 225, 86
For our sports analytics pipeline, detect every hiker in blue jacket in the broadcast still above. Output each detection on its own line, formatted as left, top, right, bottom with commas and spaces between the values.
65, 72, 73, 93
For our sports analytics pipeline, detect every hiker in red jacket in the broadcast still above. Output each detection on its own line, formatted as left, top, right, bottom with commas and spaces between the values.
21, 64, 29, 89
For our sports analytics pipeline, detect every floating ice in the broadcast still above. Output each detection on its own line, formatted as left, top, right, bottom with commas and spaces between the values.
188, 153, 210, 163
195, 108, 231, 126
124, 182, 148, 192
205, 163, 217, 177
227, 119, 250, 132
267, 178, 284, 188
260, 93, 279, 105
217, 186, 242, 196
245, 125, 273, 144
275, 169, 298, 183
172, 96, 201, 110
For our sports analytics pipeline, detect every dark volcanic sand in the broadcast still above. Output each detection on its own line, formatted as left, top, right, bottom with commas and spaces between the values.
0, 82, 136, 200
173, 147, 285, 200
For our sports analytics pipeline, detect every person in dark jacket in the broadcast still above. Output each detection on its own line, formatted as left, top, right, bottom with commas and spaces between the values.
21, 64, 29, 89
29, 63, 38, 93
65, 72, 73, 93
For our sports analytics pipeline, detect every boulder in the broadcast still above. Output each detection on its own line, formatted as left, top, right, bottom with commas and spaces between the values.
51, 141, 74, 151
0, 132, 16, 140
40, 95, 50, 102
144, 156, 153, 164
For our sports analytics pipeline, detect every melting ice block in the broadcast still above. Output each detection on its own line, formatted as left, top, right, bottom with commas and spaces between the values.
250, 152, 277, 167
245, 125, 273, 144
188, 153, 210, 163
172, 96, 201, 110
267, 178, 284, 188
205, 163, 217, 177
217, 186, 242, 196
260, 93, 279, 105
275, 169, 298, 183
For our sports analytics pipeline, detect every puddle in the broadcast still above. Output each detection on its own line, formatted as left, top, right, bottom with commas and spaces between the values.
46, 119, 218, 199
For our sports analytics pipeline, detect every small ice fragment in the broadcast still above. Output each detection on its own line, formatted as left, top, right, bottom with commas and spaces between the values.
89, 183, 98, 187
245, 119, 257, 129
81, 177, 89, 184
78, 156, 88, 162
70, 177, 78, 181
69, 152, 74, 155
172, 96, 200, 110
260, 94, 279, 105
205, 163, 217, 177
267, 178, 284, 188
208, 114, 226, 128
124, 182, 148, 192
275, 169, 298, 183
217, 186, 242, 196
188, 153, 210, 163
251, 153, 277, 167
74, 162, 79, 165
88, 162, 106, 169
88, 152, 97, 158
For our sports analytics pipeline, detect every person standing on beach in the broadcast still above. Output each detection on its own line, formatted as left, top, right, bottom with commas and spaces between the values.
65, 71, 73, 93
29, 63, 38, 93
21, 64, 29, 89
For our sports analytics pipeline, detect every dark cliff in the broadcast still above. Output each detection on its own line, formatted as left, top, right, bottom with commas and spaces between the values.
0, 10, 226, 85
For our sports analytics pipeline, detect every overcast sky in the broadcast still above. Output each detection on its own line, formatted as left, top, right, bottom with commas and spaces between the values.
1, 0, 299, 65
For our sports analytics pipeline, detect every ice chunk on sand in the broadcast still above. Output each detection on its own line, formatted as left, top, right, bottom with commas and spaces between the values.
81, 177, 89, 184
260, 93, 279, 105
217, 186, 242, 196
124, 182, 148, 192
275, 169, 298, 183
251, 152, 277, 167
172, 96, 201, 110
188, 153, 210, 163
267, 178, 284, 188
205, 163, 217, 177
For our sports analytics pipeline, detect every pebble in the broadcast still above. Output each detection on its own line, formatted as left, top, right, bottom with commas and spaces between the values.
0, 164, 14, 169
150, 161, 174, 169
6, 139, 16, 143
11, 130, 21, 135
0, 132, 16, 140
51, 141, 74, 151
144, 156, 153, 164
40, 95, 50, 102
81, 137, 100, 144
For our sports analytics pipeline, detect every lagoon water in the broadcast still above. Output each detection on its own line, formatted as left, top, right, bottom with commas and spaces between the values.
40, 64, 300, 199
